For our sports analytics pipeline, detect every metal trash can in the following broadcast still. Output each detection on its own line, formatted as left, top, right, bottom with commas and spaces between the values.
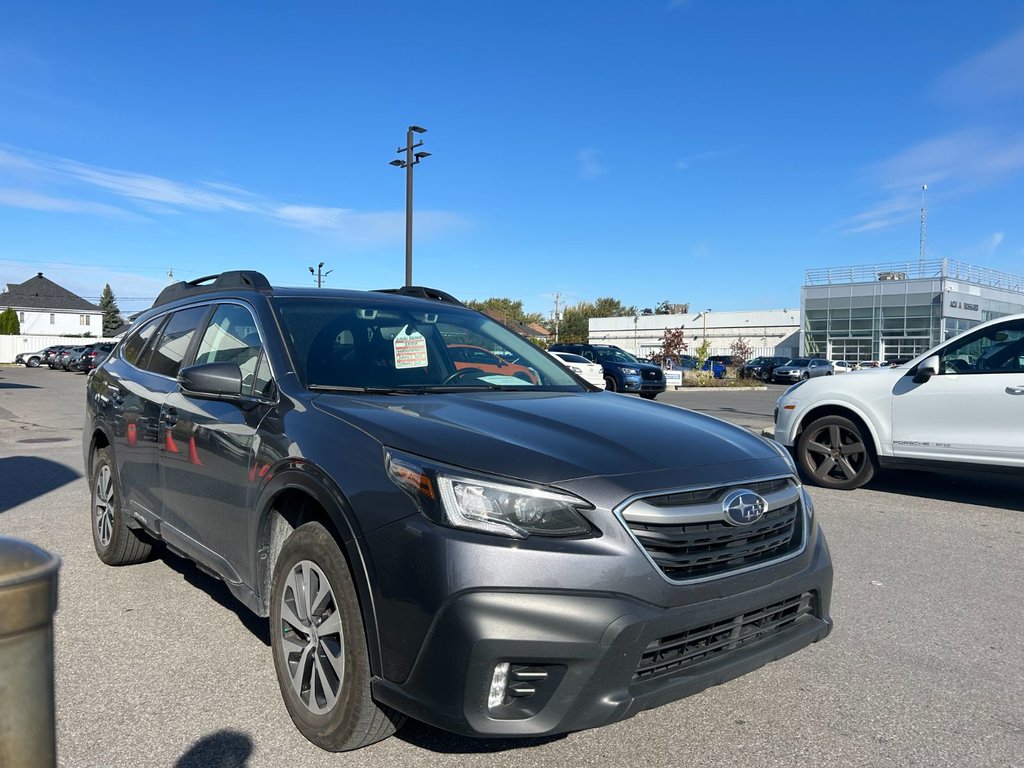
0, 537, 61, 768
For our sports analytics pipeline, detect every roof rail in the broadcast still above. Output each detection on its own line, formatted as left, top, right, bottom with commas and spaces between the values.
373, 285, 464, 306
152, 270, 273, 307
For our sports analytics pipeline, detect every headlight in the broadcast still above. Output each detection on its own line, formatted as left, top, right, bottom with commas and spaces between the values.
801, 486, 815, 521
620, 367, 639, 375
569, 365, 583, 374
385, 449, 592, 539
765, 437, 799, 475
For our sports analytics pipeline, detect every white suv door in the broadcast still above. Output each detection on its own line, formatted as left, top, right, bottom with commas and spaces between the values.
890, 317, 1024, 465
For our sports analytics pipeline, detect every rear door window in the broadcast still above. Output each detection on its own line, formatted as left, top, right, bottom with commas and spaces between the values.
141, 306, 210, 378
121, 317, 164, 368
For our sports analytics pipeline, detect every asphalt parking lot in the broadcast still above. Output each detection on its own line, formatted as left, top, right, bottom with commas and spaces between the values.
1, 366, 1022, 768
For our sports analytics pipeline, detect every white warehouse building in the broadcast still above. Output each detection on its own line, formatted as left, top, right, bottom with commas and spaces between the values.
588, 309, 801, 360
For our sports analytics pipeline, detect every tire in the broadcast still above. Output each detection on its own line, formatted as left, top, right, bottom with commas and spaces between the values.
796, 415, 877, 490
91, 447, 153, 565
801, 372, 810, 381
640, 392, 658, 400
604, 375, 618, 392
27, 356, 40, 368
270, 522, 403, 751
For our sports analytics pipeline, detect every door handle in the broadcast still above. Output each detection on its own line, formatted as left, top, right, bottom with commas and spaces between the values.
1006, 385, 1024, 395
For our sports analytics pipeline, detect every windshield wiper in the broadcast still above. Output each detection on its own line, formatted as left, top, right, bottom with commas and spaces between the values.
308, 384, 418, 395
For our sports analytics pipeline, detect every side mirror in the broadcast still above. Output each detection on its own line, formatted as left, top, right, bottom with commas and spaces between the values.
912, 355, 939, 384
178, 362, 243, 398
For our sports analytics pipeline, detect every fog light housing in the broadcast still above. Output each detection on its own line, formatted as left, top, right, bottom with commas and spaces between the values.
487, 663, 510, 710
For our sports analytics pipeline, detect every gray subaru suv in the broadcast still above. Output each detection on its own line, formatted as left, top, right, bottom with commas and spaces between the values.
83, 271, 832, 752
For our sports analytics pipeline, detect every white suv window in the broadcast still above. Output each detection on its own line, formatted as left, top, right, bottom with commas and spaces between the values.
938, 319, 1024, 375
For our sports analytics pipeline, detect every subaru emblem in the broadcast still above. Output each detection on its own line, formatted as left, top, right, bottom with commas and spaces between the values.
722, 489, 768, 526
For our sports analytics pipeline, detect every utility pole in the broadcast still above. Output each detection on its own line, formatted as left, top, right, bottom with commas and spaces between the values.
308, 261, 332, 288
389, 125, 431, 286
552, 293, 562, 344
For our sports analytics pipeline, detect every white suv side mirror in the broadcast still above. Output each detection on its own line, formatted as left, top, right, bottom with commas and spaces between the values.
913, 355, 940, 384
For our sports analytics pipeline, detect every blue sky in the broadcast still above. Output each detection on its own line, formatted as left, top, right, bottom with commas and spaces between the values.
1, 1, 1023, 316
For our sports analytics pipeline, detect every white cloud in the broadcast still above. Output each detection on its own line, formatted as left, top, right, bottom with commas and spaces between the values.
0, 145, 466, 244
841, 130, 1024, 234
578, 148, 607, 180
690, 242, 712, 258
933, 27, 1024, 108
977, 231, 1004, 259
0, 188, 138, 218
674, 145, 742, 171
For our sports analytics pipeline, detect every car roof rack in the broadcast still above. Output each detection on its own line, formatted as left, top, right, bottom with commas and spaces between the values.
373, 285, 464, 306
152, 270, 273, 307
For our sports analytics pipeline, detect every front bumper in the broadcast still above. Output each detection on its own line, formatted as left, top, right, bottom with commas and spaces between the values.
772, 371, 802, 383
372, 529, 832, 738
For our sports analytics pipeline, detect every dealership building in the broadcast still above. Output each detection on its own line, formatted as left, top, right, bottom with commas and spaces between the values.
585, 258, 1024, 365
800, 259, 1024, 364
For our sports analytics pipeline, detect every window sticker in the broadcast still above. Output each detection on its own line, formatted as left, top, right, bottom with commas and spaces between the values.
394, 326, 429, 369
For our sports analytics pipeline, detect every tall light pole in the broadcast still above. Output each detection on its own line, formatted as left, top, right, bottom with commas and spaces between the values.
308, 261, 332, 288
389, 125, 430, 286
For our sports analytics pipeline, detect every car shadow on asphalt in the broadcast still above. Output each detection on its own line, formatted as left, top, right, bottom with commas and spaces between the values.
866, 468, 1024, 512
0, 456, 81, 513
160, 549, 272, 646
175, 729, 253, 767
396, 719, 566, 753
0, 381, 42, 389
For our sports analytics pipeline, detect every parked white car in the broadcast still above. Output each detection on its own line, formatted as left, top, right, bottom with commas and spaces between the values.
830, 360, 853, 374
774, 313, 1024, 489
550, 351, 607, 389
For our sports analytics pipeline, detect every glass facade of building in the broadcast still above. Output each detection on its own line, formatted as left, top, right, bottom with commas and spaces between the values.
801, 260, 1024, 364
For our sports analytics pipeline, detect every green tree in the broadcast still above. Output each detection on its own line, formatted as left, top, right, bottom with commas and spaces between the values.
464, 297, 544, 327
99, 284, 123, 336
550, 297, 636, 344
591, 297, 637, 318
0, 307, 19, 334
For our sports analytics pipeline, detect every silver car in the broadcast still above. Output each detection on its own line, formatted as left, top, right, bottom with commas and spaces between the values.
770, 357, 834, 383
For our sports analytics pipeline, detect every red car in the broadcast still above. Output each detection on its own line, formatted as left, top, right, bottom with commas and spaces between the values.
447, 344, 539, 383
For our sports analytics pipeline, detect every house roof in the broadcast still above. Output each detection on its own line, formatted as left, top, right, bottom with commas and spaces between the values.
0, 273, 101, 312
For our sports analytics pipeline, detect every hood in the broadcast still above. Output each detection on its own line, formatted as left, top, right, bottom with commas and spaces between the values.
312, 390, 781, 485
604, 360, 662, 373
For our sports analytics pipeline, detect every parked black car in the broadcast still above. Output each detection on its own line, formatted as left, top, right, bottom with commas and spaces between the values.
81, 344, 114, 372
547, 343, 666, 398
738, 356, 790, 380
58, 346, 87, 371
70, 343, 114, 372
83, 271, 832, 752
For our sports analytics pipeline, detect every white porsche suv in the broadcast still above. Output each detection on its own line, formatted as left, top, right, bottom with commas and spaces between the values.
774, 313, 1024, 489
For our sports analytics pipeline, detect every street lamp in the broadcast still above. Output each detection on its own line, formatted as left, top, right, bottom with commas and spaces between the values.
389, 125, 430, 287
308, 261, 333, 288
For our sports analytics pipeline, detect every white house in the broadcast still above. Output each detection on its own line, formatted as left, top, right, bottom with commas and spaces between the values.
0, 272, 103, 335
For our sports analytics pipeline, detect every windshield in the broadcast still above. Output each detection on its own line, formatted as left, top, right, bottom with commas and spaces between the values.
273, 297, 584, 392
593, 347, 640, 364
786, 358, 811, 366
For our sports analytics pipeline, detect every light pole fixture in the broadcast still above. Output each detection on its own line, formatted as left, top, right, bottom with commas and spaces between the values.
308, 261, 333, 288
389, 125, 430, 287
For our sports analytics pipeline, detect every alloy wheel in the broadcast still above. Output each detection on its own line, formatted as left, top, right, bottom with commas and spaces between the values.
278, 560, 346, 715
93, 465, 114, 547
803, 423, 867, 484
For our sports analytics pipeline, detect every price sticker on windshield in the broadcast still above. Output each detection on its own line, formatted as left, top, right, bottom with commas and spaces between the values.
393, 327, 429, 369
